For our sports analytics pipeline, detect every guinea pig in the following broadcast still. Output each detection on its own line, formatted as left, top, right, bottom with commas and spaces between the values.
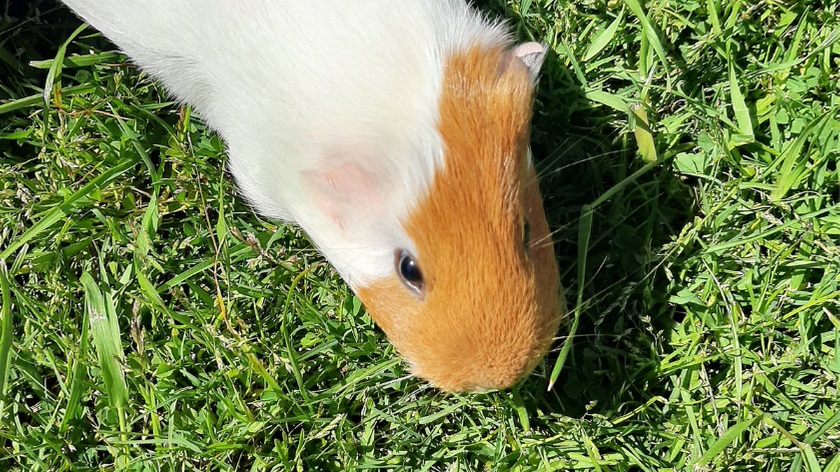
60, 0, 564, 392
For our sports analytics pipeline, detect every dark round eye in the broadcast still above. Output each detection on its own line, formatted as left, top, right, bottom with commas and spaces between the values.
523, 219, 531, 251
396, 250, 424, 294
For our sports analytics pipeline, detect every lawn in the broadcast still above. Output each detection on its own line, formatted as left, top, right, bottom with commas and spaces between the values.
1, 0, 838, 470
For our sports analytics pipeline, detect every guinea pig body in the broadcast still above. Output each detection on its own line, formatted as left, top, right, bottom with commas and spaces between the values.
61, 0, 564, 392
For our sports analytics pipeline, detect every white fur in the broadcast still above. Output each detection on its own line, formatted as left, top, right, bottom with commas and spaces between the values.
60, 1, 513, 287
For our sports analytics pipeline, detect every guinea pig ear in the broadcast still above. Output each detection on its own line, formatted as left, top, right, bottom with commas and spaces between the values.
301, 153, 391, 233
504, 42, 547, 83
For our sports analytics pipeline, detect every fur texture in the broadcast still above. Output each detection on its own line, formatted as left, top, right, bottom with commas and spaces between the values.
357, 46, 562, 391
61, 0, 564, 391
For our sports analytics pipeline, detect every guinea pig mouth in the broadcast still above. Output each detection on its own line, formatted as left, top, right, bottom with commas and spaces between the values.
410, 333, 556, 393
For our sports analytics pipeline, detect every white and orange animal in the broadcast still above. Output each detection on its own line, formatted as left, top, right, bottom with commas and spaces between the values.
60, 0, 564, 392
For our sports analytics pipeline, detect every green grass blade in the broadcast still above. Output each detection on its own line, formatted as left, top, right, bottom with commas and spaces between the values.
728, 51, 755, 141
548, 204, 591, 390
630, 102, 658, 163
801, 444, 821, 472
705, 0, 723, 35
584, 11, 624, 62
622, 0, 671, 87
0, 261, 13, 401
586, 89, 629, 113
510, 386, 531, 431
80, 271, 128, 410
770, 110, 834, 202
694, 414, 762, 466
29, 51, 123, 70
135, 271, 176, 318
826, 455, 840, 472
0, 84, 97, 115
42, 23, 89, 106
804, 409, 840, 445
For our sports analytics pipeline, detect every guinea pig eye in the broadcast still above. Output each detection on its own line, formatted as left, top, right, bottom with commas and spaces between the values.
523, 219, 531, 251
396, 250, 424, 294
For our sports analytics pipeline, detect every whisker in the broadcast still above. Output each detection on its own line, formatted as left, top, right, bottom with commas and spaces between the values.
532, 134, 589, 177
528, 226, 567, 250
530, 148, 628, 188
531, 129, 606, 179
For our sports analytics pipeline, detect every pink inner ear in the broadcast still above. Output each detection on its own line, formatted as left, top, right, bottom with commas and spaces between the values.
302, 155, 389, 233
320, 161, 377, 199
513, 42, 545, 60
501, 42, 546, 81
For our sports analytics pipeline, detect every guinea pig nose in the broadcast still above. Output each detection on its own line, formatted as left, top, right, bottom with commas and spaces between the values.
467, 375, 523, 393
462, 362, 535, 392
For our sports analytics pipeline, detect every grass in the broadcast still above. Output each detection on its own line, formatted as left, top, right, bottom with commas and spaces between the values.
1, 0, 839, 470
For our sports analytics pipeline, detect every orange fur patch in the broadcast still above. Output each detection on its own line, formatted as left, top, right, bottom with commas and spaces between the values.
357, 45, 563, 392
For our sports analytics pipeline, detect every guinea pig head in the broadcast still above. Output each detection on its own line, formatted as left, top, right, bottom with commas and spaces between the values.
356, 44, 564, 392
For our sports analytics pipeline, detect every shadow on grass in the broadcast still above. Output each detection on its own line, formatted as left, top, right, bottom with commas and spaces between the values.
507, 28, 696, 419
